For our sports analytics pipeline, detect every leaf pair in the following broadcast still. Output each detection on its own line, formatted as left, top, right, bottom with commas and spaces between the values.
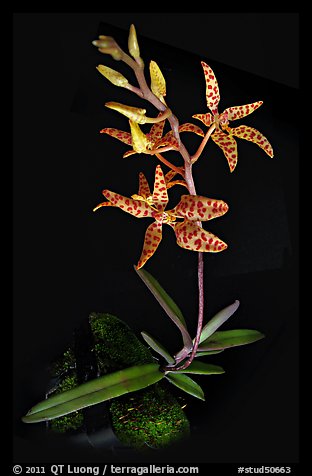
136, 268, 264, 401
22, 363, 164, 424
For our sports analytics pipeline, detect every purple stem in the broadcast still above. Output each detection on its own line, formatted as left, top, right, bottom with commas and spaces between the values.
121, 49, 206, 371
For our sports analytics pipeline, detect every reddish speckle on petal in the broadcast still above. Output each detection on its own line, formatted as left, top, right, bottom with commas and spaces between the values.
194, 239, 202, 250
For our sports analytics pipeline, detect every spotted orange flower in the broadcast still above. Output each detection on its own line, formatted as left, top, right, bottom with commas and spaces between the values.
94, 165, 228, 269
193, 62, 273, 172
100, 118, 204, 157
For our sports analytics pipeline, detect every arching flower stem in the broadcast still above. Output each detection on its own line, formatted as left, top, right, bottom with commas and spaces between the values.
116, 42, 214, 371
154, 153, 185, 177
191, 123, 216, 164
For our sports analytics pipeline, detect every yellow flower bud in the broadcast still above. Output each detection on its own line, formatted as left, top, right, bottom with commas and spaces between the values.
105, 102, 147, 124
92, 36, 122, 60
150, 61, 166, 101
128, 24, 140, 59
96, 65, 129, 88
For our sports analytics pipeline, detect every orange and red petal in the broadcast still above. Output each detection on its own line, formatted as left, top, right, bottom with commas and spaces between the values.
100, 127, 132, 145
93, 201, 114, 212
178, 123, 204, 137
174, 220, 228, 252
154, 131, 179, 149
102, 190, 153, 218
201, 61, 220, 115
147, 117, 166, 144
230, 125, 274, 158
152, 165, 169, 211
136, 221, 163, 269
138, 172, 151, 199
192, 113, 214, 127
123, 149, 137, 158
211, 131, 238, 172
174, 195, 229, 221
166, 180, 188, 190
164, 169, 177, 183
222, 101, 263, 122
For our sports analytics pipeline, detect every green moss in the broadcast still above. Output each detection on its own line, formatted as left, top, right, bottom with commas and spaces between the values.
49, 373, 84, 433
89, 313, 154, 372
110, 383, 190, 449
48, 313, 190, 447
89, 313, 190, 449
50, 348, 76, 377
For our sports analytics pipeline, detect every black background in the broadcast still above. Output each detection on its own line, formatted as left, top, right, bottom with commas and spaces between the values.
13, 13, 299, 464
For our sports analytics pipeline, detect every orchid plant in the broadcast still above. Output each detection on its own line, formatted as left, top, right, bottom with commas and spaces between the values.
22, 25, 273, 427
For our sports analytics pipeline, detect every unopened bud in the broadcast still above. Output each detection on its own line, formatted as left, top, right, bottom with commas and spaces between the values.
128, 24, 140, 59
105, 102, 147, 124
96, 65, 129, 87
92, 36, 123, 60
150, 60, 166, 100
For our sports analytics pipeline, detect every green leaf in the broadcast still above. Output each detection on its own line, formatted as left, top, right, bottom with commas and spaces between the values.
165, 373, 205, 401
199, 300, 240, 344
22, 363, 164, 423
135, 267, 192, 350
195, 350, 224, 357
141, 331, 175, 364
198, 329, 265, 351
173, 361, 225, 375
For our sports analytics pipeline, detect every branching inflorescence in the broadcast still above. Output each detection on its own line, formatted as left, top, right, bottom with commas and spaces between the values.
92, 25, 273, 371
22, 25, 273, 427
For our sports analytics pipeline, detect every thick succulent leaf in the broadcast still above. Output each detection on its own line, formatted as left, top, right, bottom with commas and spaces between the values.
165, 373, 205, 401
195, 350, 224, 357
129, 120, 149, 153
105, 102, 147, 124
174, 220, 228, 252
141, 331, 175, 364
174, 361, 224, 375
222, 101, 263, 121
198, 329, 265, 351
178, 123, 204, 137
211, 131, 238, 172
136, 221, 163, 269
102, 190, 153, 218
192, 112, 214, 127
201, 61, 220, 115
152, 165, 169, 211
22, 363, 164, 423
150, 60, 166, 99
199, 300, 240, 344
135, 267, 192, 350
96, 65, 129, 87
147, 118, 166, 144
174, 195, 229, 221
100, 127, 132, 145
230, 125, 274, 157
138, 172, 151, 198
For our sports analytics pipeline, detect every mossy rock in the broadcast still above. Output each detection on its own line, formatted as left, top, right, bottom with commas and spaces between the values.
48, 313, 190, 449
